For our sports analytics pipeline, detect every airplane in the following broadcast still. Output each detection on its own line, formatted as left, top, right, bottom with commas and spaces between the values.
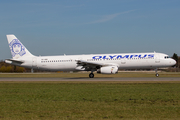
5, 34, 176, 78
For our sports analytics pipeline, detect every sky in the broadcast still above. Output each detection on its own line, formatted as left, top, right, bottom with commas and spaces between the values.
0, 0, 180, 60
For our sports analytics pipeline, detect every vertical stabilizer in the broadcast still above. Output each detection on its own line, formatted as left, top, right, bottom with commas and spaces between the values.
6, 35, 34, 59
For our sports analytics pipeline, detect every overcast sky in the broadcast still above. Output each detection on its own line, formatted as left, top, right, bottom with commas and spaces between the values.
0, 0, 180, 60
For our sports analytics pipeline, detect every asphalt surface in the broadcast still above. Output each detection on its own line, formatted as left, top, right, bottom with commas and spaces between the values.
0, 77, 180, 81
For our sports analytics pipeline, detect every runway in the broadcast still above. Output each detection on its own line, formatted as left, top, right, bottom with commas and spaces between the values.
0, 77, 180, 81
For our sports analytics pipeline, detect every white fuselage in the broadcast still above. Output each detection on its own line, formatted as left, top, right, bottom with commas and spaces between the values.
10, 52, 175, 71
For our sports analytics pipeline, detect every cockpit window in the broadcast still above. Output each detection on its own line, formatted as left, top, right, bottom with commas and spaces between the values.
164, 56, 169, 59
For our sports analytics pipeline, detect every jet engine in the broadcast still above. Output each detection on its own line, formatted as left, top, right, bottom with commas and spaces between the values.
97, 66, 118, 74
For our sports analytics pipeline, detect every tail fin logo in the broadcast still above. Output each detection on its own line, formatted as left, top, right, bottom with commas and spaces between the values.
9, 39, 26, 57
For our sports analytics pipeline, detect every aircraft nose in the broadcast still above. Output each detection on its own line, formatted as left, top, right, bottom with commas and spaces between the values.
171, 59, 176, 66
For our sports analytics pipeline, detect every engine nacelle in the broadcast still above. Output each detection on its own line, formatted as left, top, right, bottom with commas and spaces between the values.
97, 66, 118, 74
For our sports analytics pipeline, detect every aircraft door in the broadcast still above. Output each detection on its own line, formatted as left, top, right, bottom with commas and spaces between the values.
155, 54, 160, 63
121, 59, 126, 64
32, 57, 37, 68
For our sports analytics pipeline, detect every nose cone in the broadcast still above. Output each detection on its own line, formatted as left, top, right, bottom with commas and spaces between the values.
171, 59, 176, 66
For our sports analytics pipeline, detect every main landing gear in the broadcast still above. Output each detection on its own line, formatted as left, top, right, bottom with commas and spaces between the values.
155, 68, 159, 77
89, 72, 94, 78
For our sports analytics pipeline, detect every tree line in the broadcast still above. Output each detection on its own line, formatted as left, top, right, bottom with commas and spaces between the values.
0, 61, 26, 72
0, 53, 180, 73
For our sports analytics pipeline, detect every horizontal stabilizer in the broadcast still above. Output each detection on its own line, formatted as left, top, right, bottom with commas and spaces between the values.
5, 59, 24, 64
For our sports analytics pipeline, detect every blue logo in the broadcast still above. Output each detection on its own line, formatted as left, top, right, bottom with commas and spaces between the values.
9, 39, 26, 57
92, 54, 154, 59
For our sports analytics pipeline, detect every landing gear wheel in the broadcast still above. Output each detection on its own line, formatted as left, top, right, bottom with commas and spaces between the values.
155, 73, 159, 77
89, 73, 94, 78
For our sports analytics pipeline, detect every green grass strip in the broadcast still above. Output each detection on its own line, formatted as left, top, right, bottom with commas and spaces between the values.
0, 82, 179, 119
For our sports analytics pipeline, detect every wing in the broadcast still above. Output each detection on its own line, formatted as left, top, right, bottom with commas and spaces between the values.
76, 60, 119, 71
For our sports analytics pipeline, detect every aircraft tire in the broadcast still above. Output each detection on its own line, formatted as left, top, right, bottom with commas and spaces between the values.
89, 73, 94, 78
155, 73, 159, 77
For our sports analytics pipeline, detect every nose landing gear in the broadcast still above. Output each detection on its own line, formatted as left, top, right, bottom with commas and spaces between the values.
155, 73, 159, 77
155, 68, 159, 77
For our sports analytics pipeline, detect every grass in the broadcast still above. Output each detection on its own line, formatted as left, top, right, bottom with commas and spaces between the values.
0, 72, 180, 78
0, 81, 180, 119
